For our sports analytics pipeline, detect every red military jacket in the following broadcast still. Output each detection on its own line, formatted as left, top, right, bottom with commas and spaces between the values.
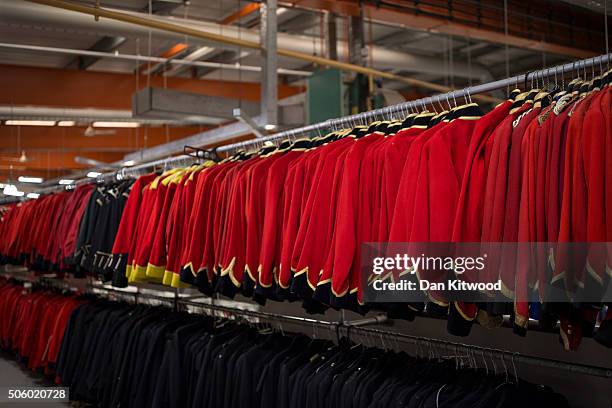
111, 172, 157, 282
219, 156, 262, 293
311, 132, 384, 307
256, 149, 304, 294
601, 84, 612, 274
410, 104, 483, 307
165, 165, 208, 287
59, 184, 94, 268
291, 136, 353, 296
181, 163, 229, 279
244, 152, 283, 287
197, 162, 238, 285
582, 90, 607, 284
498, 103, 542, 298
555, 93, 594, 291
129, 171, 178, 282
278, 147, 319, 291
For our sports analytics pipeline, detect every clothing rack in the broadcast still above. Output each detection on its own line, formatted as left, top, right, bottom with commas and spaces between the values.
82, 282, 612, 380
0, 52, 609, 206
88, 282, 183, 312
352, 326, 612, 379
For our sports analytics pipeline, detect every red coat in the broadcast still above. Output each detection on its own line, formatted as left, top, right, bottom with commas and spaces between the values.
245, 153, 283, 286
111, 173, 157, 281
291, 137, 353, 295
498, 105, 542, 297
582, 91, 607, 284
410, 105, 483, 307
181, 163, 228, 279
601, 86, 612, 275
146, 170, 185, 281
555, 94, 593, 291
278, 149, 317, 291
319, 133, 383, 303
219, 157, 262, 291
257, 150, 303, 293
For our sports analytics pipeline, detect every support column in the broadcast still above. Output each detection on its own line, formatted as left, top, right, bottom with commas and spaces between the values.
348, 8, 369, 113
348, 12, 365, 66
260, 0, 278, 128
324, 11, 338, 61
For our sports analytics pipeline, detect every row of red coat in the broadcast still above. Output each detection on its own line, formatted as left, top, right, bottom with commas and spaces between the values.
0, 182, 131, 279
0, 185, 93, 272
0, 78, 609, 341
0, 278, 86, 374
107, 79, 610, 339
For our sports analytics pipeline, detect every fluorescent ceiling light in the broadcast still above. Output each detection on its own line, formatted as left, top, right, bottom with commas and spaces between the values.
18, 176, 43, 184
264, 124, 277, 131
92, 121, 139, 128
26, 192, 40, 199
3, 184, 24, 197
122, 160, 136, 166
87, 171, 102, 178
5, 191, 24, 197
0, 183, 4, 189
57, 121, 76, 126
58, 179, 74, 185
5, 120, 56, 126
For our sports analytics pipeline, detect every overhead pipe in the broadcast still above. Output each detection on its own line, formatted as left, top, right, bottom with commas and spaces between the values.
0, 42, 312, 77
7, 0, 491, 80
18, 0, 498, 103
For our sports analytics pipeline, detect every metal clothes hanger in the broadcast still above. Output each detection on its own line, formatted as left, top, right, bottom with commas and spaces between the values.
480, 349, 489, 375
510, 353, 519, 384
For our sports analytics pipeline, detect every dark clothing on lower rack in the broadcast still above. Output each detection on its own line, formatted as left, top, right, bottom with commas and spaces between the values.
52, 299, 569, 408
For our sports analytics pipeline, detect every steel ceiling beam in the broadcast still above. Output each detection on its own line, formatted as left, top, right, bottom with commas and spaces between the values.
0, 42, 311, 77
285, 0, 600, 59
64, 35, 126, 70
148, 0, 184, 15
221, 2, 262, 25
17, 0, 496, 93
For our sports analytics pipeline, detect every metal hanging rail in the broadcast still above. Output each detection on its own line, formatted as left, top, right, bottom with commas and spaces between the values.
93, 51, 612, 171
1, 52, 609, 205
218, 52, 611, 154
2, 270, 610, 379
353, 326, 612, 379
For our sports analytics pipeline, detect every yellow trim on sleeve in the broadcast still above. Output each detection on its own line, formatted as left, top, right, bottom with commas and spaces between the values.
129, 263, 149, 282
162, 270, 174, 286
170, 272, 189, 288
146, 263, 166, 279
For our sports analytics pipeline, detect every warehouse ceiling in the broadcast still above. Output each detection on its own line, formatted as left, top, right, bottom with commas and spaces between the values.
0, 0, 610, 184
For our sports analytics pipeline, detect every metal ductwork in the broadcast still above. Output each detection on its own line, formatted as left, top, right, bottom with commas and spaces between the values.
0, 0, 494, 82
132, 87, 259, 122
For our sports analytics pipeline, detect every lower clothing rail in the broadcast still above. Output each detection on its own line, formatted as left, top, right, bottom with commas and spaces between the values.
24, 280, 612, 380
